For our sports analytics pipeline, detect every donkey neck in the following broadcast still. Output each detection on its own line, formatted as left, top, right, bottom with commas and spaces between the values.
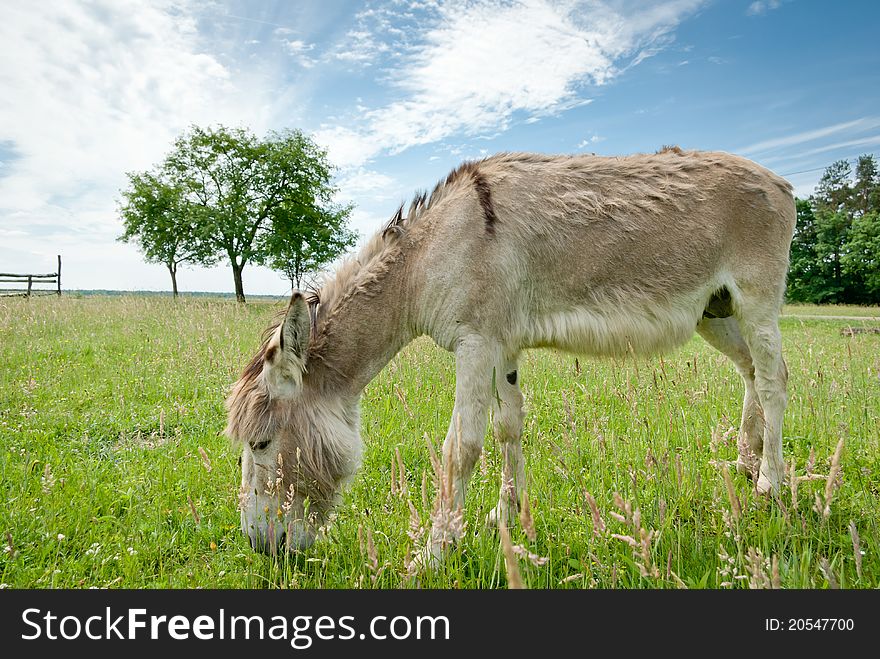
308, 261, 414, 396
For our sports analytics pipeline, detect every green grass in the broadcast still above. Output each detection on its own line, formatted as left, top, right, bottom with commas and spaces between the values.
783, 304, 880, 318
1, 297, 878, 588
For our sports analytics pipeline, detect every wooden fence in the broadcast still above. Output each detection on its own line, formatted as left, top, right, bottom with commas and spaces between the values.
0, 255, 62, 297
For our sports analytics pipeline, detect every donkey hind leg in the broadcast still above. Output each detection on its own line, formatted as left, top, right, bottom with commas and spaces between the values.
424, 335, 497, 562
737, 306, 788, 495
696, 317, 764, 479
487, 355, 526, 529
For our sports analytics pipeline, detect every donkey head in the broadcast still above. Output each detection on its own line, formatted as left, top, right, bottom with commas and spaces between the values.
225, 293, 362, 554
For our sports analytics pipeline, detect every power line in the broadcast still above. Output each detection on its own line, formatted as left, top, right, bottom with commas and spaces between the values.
780, 165, 833, 176
780, 153, 879, 178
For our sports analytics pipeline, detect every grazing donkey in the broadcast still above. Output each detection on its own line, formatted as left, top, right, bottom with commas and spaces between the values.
226, 149, 796, 557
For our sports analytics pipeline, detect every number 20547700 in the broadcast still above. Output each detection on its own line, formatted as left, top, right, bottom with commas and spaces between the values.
765, 618, 854, 631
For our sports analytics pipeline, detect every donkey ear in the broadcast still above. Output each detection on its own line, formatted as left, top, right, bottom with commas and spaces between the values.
280, 292, 311, 359
263, 292, 311, 398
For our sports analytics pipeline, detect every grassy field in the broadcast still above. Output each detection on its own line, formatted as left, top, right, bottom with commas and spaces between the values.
1, 296, 878, 589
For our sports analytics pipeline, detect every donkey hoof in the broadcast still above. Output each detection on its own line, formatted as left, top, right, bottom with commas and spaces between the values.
736, 459, 756, 481
486, 504, 517, 531
756, 472, 780, 496
412, 541, 446, 572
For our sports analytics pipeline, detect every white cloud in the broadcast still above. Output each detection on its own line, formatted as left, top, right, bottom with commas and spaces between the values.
334, 29, 391, 64
0, 0, 285, 286
346, 207, 389, 243
577, 135, 606, 149
747, 1, 782, 16
314, 125, 386, 169
315, 0, 706, 169
739, 117, 880, 154
783, 134, 880, 159
284, 39, 318, 68
336, 167, 399, 201
285, 39, 315, 53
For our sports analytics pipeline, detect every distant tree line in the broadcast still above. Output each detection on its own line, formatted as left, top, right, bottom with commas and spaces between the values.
787, 154, 880, 304
118, 125, 356, 302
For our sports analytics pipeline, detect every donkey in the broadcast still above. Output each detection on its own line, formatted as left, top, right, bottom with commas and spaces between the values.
225, 149, 796, 557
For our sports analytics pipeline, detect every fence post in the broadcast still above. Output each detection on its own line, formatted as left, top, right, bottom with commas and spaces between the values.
27, 275, 33, 296
57, 255, 61, 296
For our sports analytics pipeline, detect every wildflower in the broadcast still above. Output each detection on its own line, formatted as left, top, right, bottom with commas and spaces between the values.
850, 521, 862, 580
499, 526, 524, 589
520, 491, 536, 542
198, 446, 212, 472
41, 463, 56, 495
584, 490, 606, 537
511, 544, 549, 567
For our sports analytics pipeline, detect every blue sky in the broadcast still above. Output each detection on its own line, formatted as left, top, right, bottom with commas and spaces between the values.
1, 0, 878, 294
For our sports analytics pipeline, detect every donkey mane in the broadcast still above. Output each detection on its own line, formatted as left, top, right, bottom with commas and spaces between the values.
304, 157, 496, 358
224, 311, 287, 443
226, 158, 493, 421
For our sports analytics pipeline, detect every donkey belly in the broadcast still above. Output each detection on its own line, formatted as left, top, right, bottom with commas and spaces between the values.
523, 295, 708, 357
512, 220, 732, 357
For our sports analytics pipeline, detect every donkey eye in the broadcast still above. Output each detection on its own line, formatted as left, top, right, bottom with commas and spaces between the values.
252, 439, 271, 451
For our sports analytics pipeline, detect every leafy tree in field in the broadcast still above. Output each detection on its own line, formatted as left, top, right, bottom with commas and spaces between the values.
118, 172, 216, 296
843, 212, 880, 297
812, 160, 855, 302
119, 126, 355, 301
814, 159, 853, 215
162, 126, 267, 302
854, 155, 880, 216
158, 125, 351, 302
786, 199, 824, 302
814, 209, 858, 303
786, 154, 880, 304
845, 156, 880, 297
256, 151, 356, 289
261, 203, 357, 290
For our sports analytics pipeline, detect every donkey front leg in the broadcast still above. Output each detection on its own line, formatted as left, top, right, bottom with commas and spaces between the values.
425, 335, 497, 561
487, 355, 526, 529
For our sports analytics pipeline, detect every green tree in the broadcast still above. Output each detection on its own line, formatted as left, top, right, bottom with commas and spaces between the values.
811, 159, 857, 302
785, 155, 880, 304
786, 198, 825, 302
813, 209, 856, 302
261, 204, 356, 290
814, 159, 853, 215
853, 155, 880, 216
256, 148, 356, 289
164, 125, 342, 302
118, 171, 215, 296
843, 211, 880, 297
